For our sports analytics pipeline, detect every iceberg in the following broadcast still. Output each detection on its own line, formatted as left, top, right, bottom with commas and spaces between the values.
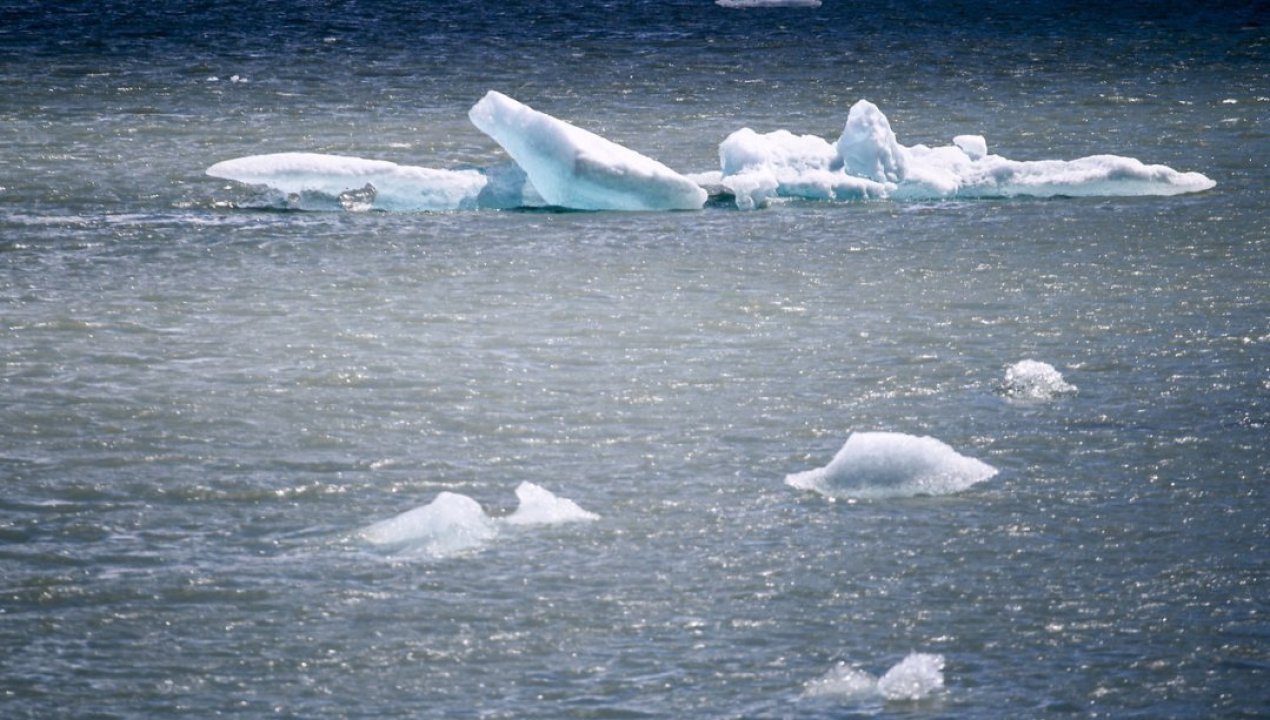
1002, 359, 1077, 401
719, 99, 1216, 208
804, 653, 946, 702
504, 482, 600, 526
204, 152, 514, 212
786, 431, 997, 499
468, 90, 707, 211
359, 492, 499, 558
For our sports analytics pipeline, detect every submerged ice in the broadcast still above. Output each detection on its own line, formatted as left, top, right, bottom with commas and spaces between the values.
786, 431, 997, 499
357, 483, 598, 559
719, 99, 1216, 208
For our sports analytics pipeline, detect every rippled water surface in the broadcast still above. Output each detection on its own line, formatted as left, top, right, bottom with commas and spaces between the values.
2, 1, 1267, 717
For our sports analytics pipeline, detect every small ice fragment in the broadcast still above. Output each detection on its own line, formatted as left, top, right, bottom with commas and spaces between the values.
359, 492, 498, 558
1003, 359, 1077, 401
877, 653, 946, 701
803, 653, 946, 702
504, 482, 599, 526
786, 431, 997, 499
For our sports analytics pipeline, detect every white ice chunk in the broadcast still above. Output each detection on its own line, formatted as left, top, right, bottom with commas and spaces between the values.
877, 653, 946, 701
359, 492, 498, 558
836, 99, 908, 183
205, 152, 494, 211
804, 653, 946, 702
504, 482, 599, 526
1003, 359, 1077, 400
786, 431, 997, 499
718, 127, 885, 209
468, 90, 706, 211
719, 99, 1215, 208
953, 134, 988, 160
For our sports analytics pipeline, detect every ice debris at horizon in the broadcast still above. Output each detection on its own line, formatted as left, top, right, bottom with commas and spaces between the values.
804, 653, 946, 702
717, 0, 822, 8
358, 483, 598, 559
468, 90, 707, 211
719, 98, 1216, 208
1002, 359, 1077, 401
786, 431, 997, 499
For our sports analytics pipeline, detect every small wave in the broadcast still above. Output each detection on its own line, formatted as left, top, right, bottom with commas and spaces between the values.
786, 431, 997, 499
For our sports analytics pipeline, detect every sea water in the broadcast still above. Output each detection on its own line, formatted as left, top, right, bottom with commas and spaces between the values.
1, 1, 1266, 717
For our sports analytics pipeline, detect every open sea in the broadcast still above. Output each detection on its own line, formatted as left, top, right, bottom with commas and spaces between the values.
1, 1, 1266, 717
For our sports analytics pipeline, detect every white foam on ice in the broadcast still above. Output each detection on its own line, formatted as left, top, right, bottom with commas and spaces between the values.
804, 653, 946, 702
1002, 359, 1077, 401
359, 491, 499, 558
468, 90, 707, 211
204, 152, 506, 212
504, 482, 600, 526
785, 431, 997, 499
718, 99, 1216, 208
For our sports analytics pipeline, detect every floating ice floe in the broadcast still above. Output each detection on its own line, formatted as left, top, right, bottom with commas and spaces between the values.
358, 482, 598, 559
786, 431, 997, 499
468, 90, 707, 211
504, 481, 601, 526
804, 653, 946, 702
1002, 359, 1077, 401
207, 94, 1214, 213
204, 152, 535, 212
719, 99, 1216, 208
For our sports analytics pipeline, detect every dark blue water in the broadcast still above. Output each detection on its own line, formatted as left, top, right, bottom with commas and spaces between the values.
2, 2, 1267, 718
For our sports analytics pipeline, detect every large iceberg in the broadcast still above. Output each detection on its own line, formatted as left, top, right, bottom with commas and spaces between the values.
719, 99, 1217, 208
786, 431, 997, 499
469, 90, 707, 211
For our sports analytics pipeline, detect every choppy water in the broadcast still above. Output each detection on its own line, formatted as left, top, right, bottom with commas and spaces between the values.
2, 1, 1267, 717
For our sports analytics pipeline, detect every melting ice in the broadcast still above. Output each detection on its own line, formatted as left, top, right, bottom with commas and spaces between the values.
1002, 359, 1077, 401
786, 431, 997, 499
804, 653, 946, 702
718, 99, 1216, 208
357, 483, 598, 559
207, 94, 1214, 212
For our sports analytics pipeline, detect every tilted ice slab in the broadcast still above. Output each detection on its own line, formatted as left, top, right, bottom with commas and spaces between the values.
1002, 359, 1077, 401
719, 99, 1216, 208
786, 431, 997, 499
804, 653, 946, 702
358, 483, 598, 559
469, 90, 707, 211
205, 152, 535, 211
